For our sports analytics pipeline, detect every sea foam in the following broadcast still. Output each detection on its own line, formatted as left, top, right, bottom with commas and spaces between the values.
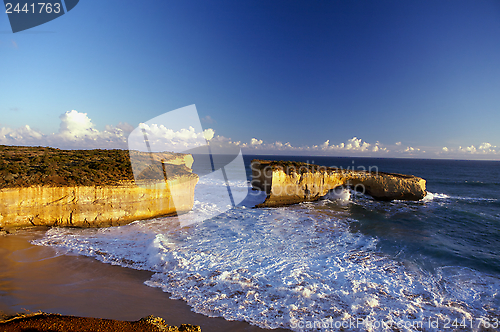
33, 179, 500, 331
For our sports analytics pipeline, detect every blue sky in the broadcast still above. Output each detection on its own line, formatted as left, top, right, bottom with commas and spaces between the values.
1, 0, 500, 159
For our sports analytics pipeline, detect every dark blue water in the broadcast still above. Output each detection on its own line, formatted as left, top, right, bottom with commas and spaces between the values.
244, 155, 500, 276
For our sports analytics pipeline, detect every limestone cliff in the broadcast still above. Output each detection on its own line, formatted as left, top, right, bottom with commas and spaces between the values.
251, 160, 426, 207
0, 146, 198, 229
0, 177, 197, 229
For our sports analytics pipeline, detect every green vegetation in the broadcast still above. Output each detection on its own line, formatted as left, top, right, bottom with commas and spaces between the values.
0, 145, 135, 188
256, 160, 334, 175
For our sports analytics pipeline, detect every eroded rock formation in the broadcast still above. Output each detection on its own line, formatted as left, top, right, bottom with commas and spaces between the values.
251, 160, 426, 207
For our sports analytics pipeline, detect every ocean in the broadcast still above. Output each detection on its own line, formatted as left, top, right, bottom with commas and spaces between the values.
33, 155, 500, 331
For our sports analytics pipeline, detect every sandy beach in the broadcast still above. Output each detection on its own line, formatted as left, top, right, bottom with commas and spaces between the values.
0, 229, 291, 332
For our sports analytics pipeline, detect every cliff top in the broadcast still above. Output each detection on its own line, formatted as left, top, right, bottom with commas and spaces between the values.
0, 145, 191, 189
251, 159, 417, 179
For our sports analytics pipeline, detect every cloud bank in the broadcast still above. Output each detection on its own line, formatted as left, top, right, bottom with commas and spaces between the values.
240, 136, 499, 159
0, 110, 132, 149
238, 136, 427, 157
1, 110, 498, 160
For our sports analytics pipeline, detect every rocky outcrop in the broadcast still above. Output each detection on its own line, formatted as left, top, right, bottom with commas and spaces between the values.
0, 153, 198, 229
0, 312, 202, 332
251, 160, 426, 207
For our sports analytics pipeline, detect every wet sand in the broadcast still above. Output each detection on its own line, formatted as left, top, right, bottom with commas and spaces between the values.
0, 229, 291, 332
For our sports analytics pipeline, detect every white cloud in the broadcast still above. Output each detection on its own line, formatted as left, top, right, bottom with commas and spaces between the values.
386, 141, 424, 155
478, 142, 496, 153
58, 110, 98, 140
0, 125, 44, 145
438, 142, 498, 158
250, 138, 263, 145
372, 141, 387, 153
459, 145, 477, 153
456, 142, 497, 154
344, 137, 370, 151
404, 146, 420, 152
203, 128, 215, 141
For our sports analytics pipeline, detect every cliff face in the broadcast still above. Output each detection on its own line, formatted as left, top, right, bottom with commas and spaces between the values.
251, 160, 426, 207
0, 178, 197, 228
0, 149, 198, 229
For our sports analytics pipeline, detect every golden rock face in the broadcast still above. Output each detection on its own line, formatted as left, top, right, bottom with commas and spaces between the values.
0, 178, 198, 228
0, 151, 198, 229
251, 160, 426, 207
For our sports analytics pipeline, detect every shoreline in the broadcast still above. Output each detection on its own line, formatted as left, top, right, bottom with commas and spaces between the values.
0, 229, 291, 332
